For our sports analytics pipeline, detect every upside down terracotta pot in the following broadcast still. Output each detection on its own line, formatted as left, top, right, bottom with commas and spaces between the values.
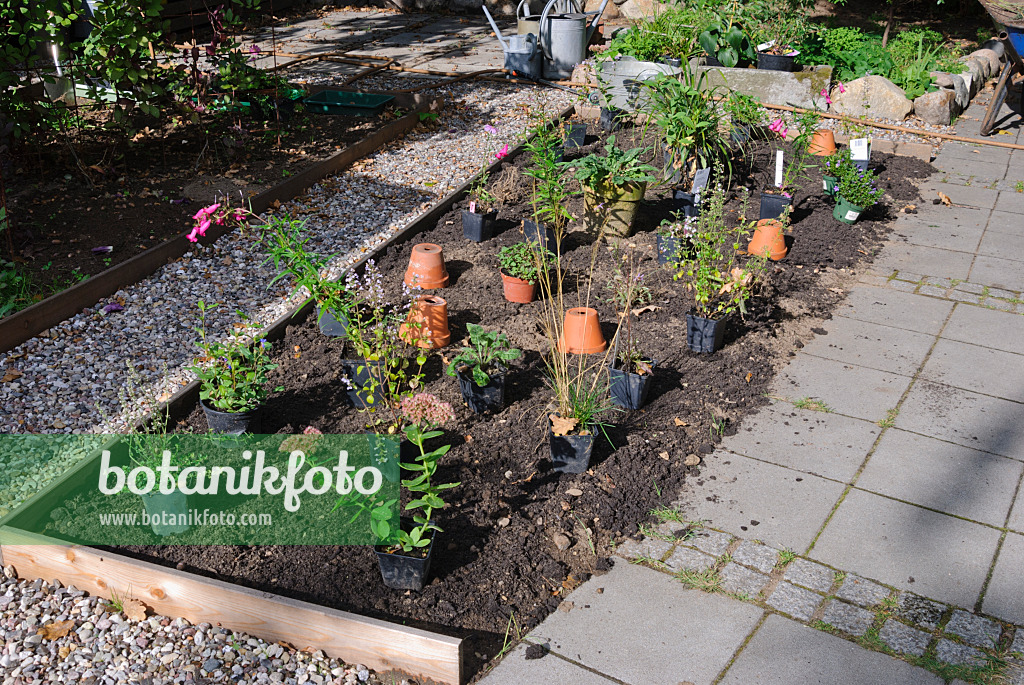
404, 243, 449, 289
748, 219, 788, 261
557, 307, 608, 355
808, 129, 836, 157
400, 295, 451, 349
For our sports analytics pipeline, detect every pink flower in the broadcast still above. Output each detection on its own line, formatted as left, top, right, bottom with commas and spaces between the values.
820, 87, 831, 105
484, 124, 497, 134
198, 219, 211, 236
768, 118, 788, 139
187, 227, 201, 242
248, 44, 261, 54
494, 144, 510, 160
400, 393, 455, 429
838, 82, 846, 94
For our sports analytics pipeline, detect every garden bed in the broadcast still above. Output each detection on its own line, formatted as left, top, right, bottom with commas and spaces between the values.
75, 119, 932, 680
13, 117, 931, 681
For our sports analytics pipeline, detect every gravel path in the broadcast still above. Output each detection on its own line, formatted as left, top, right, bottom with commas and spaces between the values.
0, 567, 402, 684
0, 76, 571, 506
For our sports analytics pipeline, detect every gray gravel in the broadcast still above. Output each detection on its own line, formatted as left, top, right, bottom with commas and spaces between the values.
0, 567, 407, 684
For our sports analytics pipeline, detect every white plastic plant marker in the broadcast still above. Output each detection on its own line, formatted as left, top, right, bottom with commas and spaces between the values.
774, 150, 784, 188
845, 210, 860, 221
850, 138, 870, 163
756, 40, 776, 52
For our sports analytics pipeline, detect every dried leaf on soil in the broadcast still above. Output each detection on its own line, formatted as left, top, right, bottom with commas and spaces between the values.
673, 417, 689, 427
937, 191, 952, 206
122, 599, 147, 621
37, 620, 75, 640
549, 414, 578, 436
631, 304, 661, 317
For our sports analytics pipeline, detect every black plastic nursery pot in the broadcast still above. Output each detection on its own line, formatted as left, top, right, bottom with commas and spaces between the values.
663, 148, 684, 185
340, 358, 387, 408
140, 490, 190, 537
599, 107, 623, 132
462, 209, 497, 242
730, 124, 751, 146
756, 52, 796, 72
759, 192, 792, 220
457, 368, 506, 414
549, 429, 595, 474
656, 233, 688, 265
658, 55, 683, 67
564, 123, 587, 150
523, 219, 556, 251
200, 400, 261, 435
673, 189, 699, 217
686, 312, 727, 354
375, 518, 435, 591
609, 362, 656, 410
317, 307, 349, 337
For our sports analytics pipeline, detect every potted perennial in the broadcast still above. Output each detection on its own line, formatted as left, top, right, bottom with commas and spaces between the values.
657, 216, 696, 266
188, 300, 277, 434
607, 246, 656, 410
547, 377, 612, 473
833, 158, 881, 224
698, 14, 755, 67
445, 323, 522, 414
522, 115, 572, 250
820, 148, 850, 199
675, 168, 767, 354
375, 393, 459, 591
752, 17, 804, 72
724, 92, 766, 146
574, 135, 658, 238
498, 241, 553, 304
462, 172, 499, 242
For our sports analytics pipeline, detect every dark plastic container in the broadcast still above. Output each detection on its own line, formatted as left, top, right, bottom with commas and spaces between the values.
756, 52, 796, 72
600, 107, 623, 132
564, 123, 587, 150
317, 307, 349, 337
340, 359, 386, 408
375, 518, 434, 591
686, 313, 727, 354
462, 209, 497, 242
523, 219, 555, 251
550, 430, 595, 473
730, 123, 751, 145
759, 192, 792, 220
303, 90, 394, 116
457, 368, 506, 414
673, 189, 699, 217
657, 234, 682, 266
609, 362, 656, 410
201, 400, 261, 435
659, 56, 683, 67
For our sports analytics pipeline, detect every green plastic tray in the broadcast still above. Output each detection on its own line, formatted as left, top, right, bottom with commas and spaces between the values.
302, 90, 394, 116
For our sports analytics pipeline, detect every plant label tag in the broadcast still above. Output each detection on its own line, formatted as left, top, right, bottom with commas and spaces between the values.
850, 138, 870, 162
692, 168, 711, 204
845, 210, 860, 221
774, 150, 784, 188
469, 201, 476, 213
756, 40, 776, 52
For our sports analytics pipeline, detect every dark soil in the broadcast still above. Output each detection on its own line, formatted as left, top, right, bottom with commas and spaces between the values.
1, 99, 389, 310
91, 120, 929, 681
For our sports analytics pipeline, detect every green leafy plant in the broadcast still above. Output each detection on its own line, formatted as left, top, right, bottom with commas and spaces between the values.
498, 241, 552, 284
466, 172, 497, 212
834, 156, 882, 207
445, 323, 522, 388
724, 92, 766, 130
606, 245, 653, 375
523, 114, 572, 239
698, 14, 755, 67
188, 301, 277, 413
573, 135, 658, 190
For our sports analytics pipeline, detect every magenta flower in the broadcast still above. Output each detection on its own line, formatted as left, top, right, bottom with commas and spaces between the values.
101, 303, 123, 314
484, 124, 497, 134
187, 226, 201, 242
837, 82, 846, 94
248, 44, 261, 54
820, 87, 832, 106
495, 144, 510, 160
768, 118, 788, 139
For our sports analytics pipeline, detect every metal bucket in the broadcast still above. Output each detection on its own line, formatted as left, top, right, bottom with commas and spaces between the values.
517, 0, 540, 35
541, 12, 588, 79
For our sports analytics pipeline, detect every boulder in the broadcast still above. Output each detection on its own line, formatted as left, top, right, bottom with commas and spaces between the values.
829, 75, 913, 121
932, 71, 969, 109
970, 48, 1002, 76
965, 56, 988, 81
982, 39, 1005, 59
960, 68, 978, 98
914, 89, 957, 125
618, 0, 665, 18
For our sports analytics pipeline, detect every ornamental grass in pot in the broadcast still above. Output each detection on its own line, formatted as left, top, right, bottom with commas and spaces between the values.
445, 323, 522, 414
188, 300, 277, 434
574, 135, 658, 238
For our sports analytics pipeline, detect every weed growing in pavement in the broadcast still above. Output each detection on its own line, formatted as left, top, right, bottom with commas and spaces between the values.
877, 408, 900, 428
675, 568, 723, 593
793, 397, 833, 413
777, 549, 796, 566
834, 571, 846, 584
630, 555, 668, 570
1015, 180, 1023, 193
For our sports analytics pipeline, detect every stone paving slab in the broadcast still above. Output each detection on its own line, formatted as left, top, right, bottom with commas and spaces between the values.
945, 609, 1003, 649
674, 452, 846, 551
932, 158, 1010, 184
770, 354, 911, 423
916, 181, 1000, 209
871, 243, 976, 280
528, 562, 763, 685
942, 303, 1024, 355
480, 643, 617, 684
978, 227, 1024, 263
995, 190, 1024, 215
783, 558, 837, 593
988, 208, 1024, 236
686, 528, 734, 557
799, 316, 935, 377
835, 286, 953, 336
935, 142, 1015, 163
766, 581, 823, 621
982, 532, 1024, 625
835, 574, 892, 608
720, 562, 771, 597
733, 540, 780, 574
970, 254, 1024, 292
935, 638, 987, 667
895, 379, 1024, 461
725, 403, 879, 483
821, 599, 875, 636
719, 614, 943, 684
810, 488, 1002, 607
1010, 490, 1024, 534
897, 593, 947, 630
856, 428, 1023, 526
920, 338, 1024, 403
879, 619, 932, 656
890, 219, 985, 253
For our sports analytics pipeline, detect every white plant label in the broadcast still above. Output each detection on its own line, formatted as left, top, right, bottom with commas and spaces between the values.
774, 150, 784, 188
756, 40, 776, 52
845, 210, 860, 221
822, 179, 829, 190
850, 137, 870, 162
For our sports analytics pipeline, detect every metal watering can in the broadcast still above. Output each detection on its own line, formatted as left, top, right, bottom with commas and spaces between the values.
516, 0, 541, 38
482, 4, 542, 79
538, 0, 610, 80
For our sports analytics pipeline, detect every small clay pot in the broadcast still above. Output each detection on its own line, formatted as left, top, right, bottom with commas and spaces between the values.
404, 243, 449, 289
748, 218, 788, 261
557, 307, 608, 355
400, 295, 451, 349
808, 130, 837, 156
500, 270, 538, 303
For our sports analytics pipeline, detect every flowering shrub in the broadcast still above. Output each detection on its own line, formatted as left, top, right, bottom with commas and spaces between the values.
836, 163, 882, 208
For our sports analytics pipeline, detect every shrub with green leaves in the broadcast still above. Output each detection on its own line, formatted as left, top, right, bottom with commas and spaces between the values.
445, 323, 522, 387
573, 135, 658, 190
498, 241, 552, 284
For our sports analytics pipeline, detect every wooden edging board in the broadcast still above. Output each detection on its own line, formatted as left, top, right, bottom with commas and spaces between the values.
0, 93, 438, 356
0, 102, 578, 685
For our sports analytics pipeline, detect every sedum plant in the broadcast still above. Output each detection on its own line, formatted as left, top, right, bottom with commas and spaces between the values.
445, 323, 522, 387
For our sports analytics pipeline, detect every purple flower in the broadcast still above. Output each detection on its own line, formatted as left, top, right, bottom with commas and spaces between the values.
92, 246, 113, 254
484, 124, 498, 135
101, 303, 123, 315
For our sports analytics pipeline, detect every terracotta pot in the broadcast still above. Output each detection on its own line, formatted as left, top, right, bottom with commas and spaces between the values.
557, 307, 607, 355
748, 218, 788, 261
404, 243, 449, 289
500, 270, 537, 303
808, 130, 836, 157
400, 295, 451, 349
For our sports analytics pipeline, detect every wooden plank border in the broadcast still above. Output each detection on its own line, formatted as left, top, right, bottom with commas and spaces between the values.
0, 94, 438, 356
0, 529, 462, 684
